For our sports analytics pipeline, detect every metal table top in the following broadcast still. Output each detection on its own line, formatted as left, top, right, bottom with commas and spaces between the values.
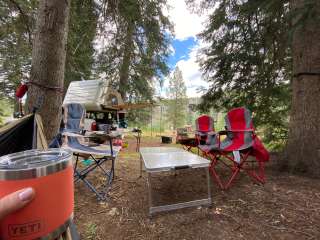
140, 147, 185, 154
140, 147, 210, 172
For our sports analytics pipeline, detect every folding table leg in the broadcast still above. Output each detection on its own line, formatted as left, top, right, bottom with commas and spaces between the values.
147, 168, 212, 216
136, 135, 141, 152
206, 167, 212, 207
135, 136, 138, 152
140, 155, 143, 177
147, 172, 153, 217
138, 136, 141, 151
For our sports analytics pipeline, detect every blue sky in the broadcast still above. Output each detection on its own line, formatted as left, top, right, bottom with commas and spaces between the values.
167, 37, 197, 69
164, 0, 210, 97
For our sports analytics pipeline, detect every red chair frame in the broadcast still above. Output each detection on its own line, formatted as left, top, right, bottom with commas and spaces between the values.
205, 108, 269, 189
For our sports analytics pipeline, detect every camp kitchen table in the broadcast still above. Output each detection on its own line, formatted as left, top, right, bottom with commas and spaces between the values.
140, 147, 212, 216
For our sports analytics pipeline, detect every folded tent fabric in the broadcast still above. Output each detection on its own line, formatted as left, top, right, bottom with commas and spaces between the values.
0, 114, 48, 156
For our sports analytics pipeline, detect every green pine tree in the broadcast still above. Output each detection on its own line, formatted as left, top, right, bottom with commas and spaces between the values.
189, 0, 292, 148
97, 0, 173, 102
64, 0, 98, 89
189, 0, 320, 175
166, 67, 187, 129
0, 0, 98, 99
0, 0, 37, 99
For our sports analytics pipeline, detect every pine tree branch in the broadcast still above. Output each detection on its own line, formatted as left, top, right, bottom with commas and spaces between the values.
6, 0, 33, 46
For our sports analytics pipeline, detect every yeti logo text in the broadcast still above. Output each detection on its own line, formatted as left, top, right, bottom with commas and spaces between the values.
9, 220, 44, 237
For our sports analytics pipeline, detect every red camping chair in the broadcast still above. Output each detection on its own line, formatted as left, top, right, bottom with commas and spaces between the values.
206, 107, 269, 189
195, 115, 215, 146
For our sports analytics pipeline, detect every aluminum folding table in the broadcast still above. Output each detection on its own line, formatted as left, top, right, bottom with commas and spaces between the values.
140, 147, 212, 216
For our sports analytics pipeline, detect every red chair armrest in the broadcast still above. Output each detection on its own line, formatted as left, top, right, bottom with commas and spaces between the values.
218, 129, 254, 134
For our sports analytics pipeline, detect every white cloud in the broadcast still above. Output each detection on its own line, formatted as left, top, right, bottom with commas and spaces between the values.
163, 1, 213, 97
166, 0, 206, 40
176, 44, 209, 97
159, 44, 209, 98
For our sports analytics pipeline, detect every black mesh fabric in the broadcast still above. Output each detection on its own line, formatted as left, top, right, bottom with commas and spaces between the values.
0, 115, 35, 156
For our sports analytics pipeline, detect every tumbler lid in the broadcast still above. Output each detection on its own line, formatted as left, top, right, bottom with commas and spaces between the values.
0, 148, 72, 180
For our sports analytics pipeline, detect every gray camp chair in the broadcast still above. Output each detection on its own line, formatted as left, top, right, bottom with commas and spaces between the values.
62, 103, 121, 201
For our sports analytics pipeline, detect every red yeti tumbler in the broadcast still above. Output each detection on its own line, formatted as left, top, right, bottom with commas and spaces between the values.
0, 149, 74, 240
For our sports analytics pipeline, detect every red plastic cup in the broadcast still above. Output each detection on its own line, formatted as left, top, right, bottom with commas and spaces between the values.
0, 149, 74, 240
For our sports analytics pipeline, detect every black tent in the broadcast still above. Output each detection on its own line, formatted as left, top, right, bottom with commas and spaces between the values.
0, 114, 47, 156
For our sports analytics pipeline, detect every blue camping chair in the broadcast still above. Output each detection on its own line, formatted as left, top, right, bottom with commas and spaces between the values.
61, 103, 121, 201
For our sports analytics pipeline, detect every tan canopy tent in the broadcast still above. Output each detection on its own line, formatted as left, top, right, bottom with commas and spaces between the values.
63, 80, 155, 111
63, 80, 124, 111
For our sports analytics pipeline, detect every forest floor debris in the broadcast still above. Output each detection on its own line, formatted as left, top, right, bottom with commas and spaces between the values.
74, 136, 320, 240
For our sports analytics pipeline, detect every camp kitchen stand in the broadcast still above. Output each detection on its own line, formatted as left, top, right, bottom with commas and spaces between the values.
140, 147, 212, 217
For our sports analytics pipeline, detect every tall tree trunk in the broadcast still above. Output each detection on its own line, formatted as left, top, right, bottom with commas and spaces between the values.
119, 22, 134, 101
27, 0, 70, 141
284, 0, 320, 175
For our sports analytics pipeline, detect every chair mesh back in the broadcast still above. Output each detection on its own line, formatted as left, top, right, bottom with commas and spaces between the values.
225, 107, 252, 130
63, 103, 86, 132
225, 107, 253, 147
195, 115, 214, 132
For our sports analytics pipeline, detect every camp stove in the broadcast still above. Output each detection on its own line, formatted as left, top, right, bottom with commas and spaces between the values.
0, 149, 74, 240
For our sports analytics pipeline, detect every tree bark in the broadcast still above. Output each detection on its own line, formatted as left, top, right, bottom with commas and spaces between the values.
284, 0, 320, 175
118, 22, 134, 102
27, 0, 70, 141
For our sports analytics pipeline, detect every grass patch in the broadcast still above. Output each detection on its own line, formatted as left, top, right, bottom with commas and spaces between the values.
85, 222, 99, 240
0, 99, 13, 126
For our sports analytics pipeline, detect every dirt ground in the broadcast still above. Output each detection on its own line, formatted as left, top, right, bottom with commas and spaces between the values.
73, 136, 320, 240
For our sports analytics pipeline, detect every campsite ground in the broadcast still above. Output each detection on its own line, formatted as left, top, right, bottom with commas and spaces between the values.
74, 136, 320, 240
